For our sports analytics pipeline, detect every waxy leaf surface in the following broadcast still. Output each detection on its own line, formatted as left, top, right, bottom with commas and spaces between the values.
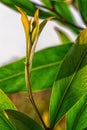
50, 29, 87, 127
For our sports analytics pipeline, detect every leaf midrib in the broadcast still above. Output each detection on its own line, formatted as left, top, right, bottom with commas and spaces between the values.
0, 61, 61, 82
53, 49, 87, 126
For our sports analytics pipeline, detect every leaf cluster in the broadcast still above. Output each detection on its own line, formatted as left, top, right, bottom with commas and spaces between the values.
0, 0, 87, 130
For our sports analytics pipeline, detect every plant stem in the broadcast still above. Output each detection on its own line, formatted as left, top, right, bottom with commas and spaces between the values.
25, 63, 47, 130
31, 1, 84, 30
51, 7, 83, 30
25, 42, 48, 130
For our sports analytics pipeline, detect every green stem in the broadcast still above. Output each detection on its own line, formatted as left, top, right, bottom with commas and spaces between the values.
25, 40, 48, 130
25, 62, 48, 130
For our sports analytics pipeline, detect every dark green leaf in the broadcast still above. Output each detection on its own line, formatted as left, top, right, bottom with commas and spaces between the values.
0, 44, 72, 93
53, 1, 80, 33
1, 0, 36, 14
67, 94, 87, 130
1, 0, 81, 33
0, 112, 16, 130
5, 110, 43, 130
51, 0, 66, 3
39, 19, 49, 35
54, 2, 74, 23
50, 29, 87, 127
0, 89, 16, 110
1, 0, 52, 19
77, 0, 87, 25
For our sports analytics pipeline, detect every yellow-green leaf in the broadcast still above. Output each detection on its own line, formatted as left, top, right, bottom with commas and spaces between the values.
32, 9, 39, 43
75, 28, 87, 44
0, 89, 16, 110
16, 6, 29, 44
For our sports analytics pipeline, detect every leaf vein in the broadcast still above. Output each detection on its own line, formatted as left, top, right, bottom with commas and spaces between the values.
0, 61, 61, 82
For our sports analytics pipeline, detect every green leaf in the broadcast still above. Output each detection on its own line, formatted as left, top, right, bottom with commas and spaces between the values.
66, 94, 87, 130
50, 28, 87, 127
77, 0, 87, 25
1, 0, 52, 19
54, 2, 74, 23
0, 112, 16, 130
51, 0, 65, 3
1, 0, 80, 33
0, 89, 16, 129
39, 19, 50, 35
0, 44, 72, 93
5, 110, 43, 130
41, 0, 52, 8
52, 0, 80, 34
75, 27, 87, 45
1, 0, 36, 14
55, 27, 71, 44
0, 89, 16, 110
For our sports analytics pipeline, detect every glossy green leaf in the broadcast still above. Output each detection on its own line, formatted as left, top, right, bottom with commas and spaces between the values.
50, 28, 87, 127
0, 89, 16, 110
55, 27, 71, 44
77, 0, 87, 25
67, 94, 87, 130
5, 110, 43, 130
0, 44, 72, 93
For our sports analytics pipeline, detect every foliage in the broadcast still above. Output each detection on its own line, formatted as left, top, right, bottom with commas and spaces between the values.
0, 0, 87, 130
